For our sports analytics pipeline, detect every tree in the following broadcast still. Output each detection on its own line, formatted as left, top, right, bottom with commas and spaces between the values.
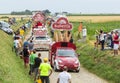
62, 12, 68, 15
11, 9, 32, 15
42, 9, 51, 15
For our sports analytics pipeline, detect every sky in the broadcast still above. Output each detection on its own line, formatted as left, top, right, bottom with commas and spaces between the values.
0, 0, 120, 14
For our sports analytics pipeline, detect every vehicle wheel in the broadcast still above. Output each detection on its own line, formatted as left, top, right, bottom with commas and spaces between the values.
54, 63, 58, 72
76, 69, 80, 73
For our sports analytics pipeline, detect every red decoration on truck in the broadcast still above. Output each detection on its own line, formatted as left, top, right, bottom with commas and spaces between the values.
52, 17, 72, 30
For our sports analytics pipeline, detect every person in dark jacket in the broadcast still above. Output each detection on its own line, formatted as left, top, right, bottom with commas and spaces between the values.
34, 53, 42, 81
23, 46, 29, 68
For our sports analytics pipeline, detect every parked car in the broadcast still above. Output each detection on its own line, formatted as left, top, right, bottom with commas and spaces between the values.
105, 29, 120, 47
49, 42, 80, 72
0, 21, 13, 34
112, 29, 120, 36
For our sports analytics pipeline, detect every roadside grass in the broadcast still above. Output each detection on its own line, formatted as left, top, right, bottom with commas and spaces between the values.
0, 20, 34, 83
73, 21, 120, 83
76, 42, 120, 83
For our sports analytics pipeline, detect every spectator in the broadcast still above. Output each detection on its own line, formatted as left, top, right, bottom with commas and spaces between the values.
96, 30, 105, 50
22, 23, 27, 32
82, 26, 87, 41
18, 37, 23, 53
13, 37, 20, 56
34, 53, 42, 81
28, 40, 34, 53
57, 66, 71, 83
110, 31, 114, 49
105, 32, 113, 49
23, 41, 29, 48
29, 50, 37, 75
113, 31, 119, 56
27, 20, 32, 28
21, 17, 23, 21
12, 17, 16, 24
23, 46, 29, 68
78, 22, 83, 40
39, 58, 52, 83
19, 28, 24, 40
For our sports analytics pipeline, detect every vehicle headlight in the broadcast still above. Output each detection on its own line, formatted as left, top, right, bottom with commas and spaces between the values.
57, 59, 62, 63
75, 60, 79, 64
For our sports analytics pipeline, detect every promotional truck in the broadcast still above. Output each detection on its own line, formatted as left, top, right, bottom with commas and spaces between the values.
31, 11, 51, 50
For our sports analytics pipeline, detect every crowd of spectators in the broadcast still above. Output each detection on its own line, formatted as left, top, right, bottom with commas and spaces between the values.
94, 29, 120, 56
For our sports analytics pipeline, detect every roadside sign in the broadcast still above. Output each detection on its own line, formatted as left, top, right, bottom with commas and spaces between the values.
52, 17, 72, 30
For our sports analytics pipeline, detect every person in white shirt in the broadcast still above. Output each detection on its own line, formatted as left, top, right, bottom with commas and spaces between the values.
82, 27, 87, 37
57, 66, 71, 83
82, 27, 87, 41
13, 38, 20, 55
96, 30, 105, 50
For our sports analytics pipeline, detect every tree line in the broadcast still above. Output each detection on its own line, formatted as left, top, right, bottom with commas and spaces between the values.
11, 9, 51, 15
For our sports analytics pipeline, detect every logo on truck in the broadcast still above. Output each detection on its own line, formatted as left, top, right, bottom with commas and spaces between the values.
33, 29, 47, 36
52, 17, 72, 30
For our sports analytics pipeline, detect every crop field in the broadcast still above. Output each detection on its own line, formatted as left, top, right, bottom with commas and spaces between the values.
0, 15, 31, 21
67, 16, 120, 23
1, 15, 120, 23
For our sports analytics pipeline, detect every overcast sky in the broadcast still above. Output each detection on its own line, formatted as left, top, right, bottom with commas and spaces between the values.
0, 0, 120, 14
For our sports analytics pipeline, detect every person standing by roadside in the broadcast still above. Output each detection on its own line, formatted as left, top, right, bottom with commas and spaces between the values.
78, 22, 83, 40
34, 53, 42, 81
23, 40, 29, 48
29, 50, 37, 75
110, 31, 114, 49
19, 28, 24, 40
13, 37, 20, 56
96, 30, 105, 50
113, 31, 119, 56
57, 66, 71, 83
82, 26, 87, 41
28, 40, 34, 53
23, 46, 30, 68
39, 58, 52, 83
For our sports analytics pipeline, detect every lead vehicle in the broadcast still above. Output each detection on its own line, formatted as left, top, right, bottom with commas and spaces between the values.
49, 42, 80, 72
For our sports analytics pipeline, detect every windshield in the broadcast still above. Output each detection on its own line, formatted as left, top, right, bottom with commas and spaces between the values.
35, 36, 48, 40
57, 49, 76, 57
